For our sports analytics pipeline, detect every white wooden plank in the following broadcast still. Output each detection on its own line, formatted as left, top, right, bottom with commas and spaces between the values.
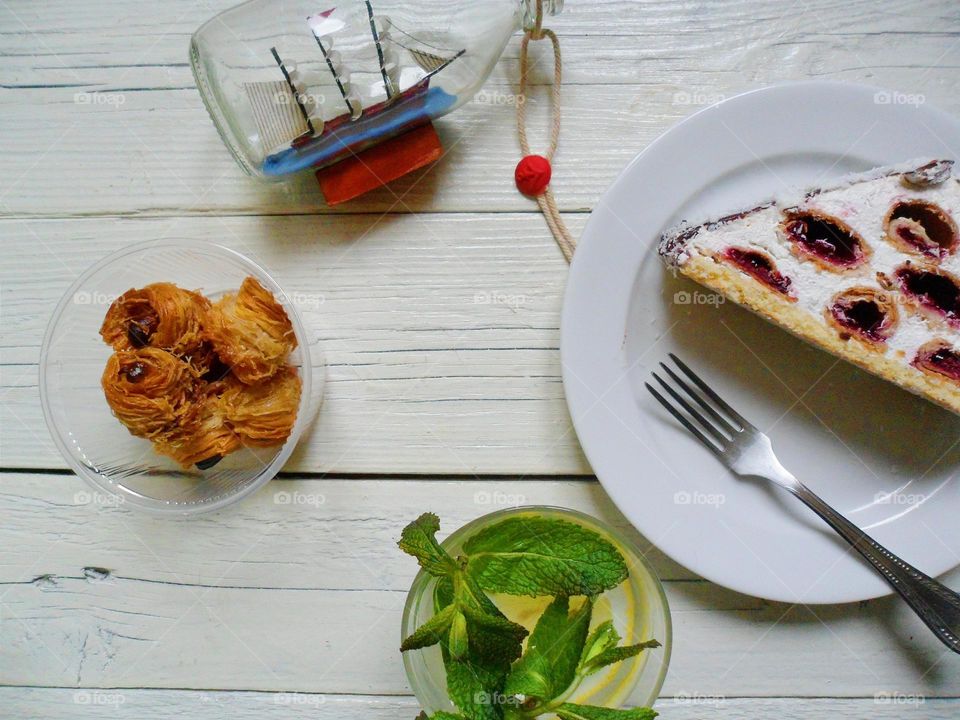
2, 474, 959, 696
2, 689, 958, 720
0, 2, 957, 216
0, 476, 696, 585
0, 213, 591, 474
1, 0, 957, 89
0, 85, 671, 217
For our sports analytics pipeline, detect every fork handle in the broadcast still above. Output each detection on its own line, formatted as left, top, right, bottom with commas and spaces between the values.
789, 482, 960, 654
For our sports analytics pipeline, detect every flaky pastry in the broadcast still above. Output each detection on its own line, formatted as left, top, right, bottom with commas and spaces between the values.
100, 282, 211, 363
202, 277, 297, 384
101, 348, 198, 438
153, 390, 241, 468
221, 366, 301, 446
100, 276, 302, 468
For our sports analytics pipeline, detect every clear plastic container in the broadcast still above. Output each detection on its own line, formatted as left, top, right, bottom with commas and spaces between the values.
401, 506, 672, 714
39, 240, 324, 516
190, 0, 563, 178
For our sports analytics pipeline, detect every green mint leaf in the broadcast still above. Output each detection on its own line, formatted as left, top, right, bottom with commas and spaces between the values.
555, 703, 658, 720
444, 653, 509, 720
449, 610, 469, 660
399, 513, 458, 577
504, 596, 593, 702
445, 573, 527, 665
456, 573, 507, 618
460, 604, 528, 664
401, 603, 458, 652
504, 652, 551, 700
583, 639, 661, 675
416, 712, 466, 720
579, 621, 620, 668
463, 517, 628, 597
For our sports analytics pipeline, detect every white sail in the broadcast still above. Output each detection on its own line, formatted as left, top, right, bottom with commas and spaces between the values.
244, 80, 310, 151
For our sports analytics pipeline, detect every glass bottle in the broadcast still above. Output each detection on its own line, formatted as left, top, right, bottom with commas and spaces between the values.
190, 0, 563, 180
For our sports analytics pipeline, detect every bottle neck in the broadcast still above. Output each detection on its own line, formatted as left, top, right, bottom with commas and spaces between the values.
521, 0, 563, 31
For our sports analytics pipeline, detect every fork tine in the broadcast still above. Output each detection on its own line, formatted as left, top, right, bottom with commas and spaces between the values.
645, 382, 721, 456
651, 371, 728, 446
659, 362, 737, 437
668, 353, 749, 429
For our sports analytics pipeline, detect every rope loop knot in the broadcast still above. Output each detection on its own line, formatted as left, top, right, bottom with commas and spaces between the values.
515, 0, 574, 261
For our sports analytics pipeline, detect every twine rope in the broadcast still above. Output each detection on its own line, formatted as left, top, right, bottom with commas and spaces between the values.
517, 0, 575, 263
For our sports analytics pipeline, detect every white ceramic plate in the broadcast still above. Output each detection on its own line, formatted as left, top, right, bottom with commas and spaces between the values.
561, 81, 960, 604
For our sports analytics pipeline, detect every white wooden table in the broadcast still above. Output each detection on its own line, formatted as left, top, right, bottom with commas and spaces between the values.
2, 1, 960, 717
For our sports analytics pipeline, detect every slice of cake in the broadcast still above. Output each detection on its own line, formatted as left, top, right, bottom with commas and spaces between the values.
659, 159, 960, 415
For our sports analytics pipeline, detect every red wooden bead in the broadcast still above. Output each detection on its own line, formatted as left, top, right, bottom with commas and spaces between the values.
515, 154, 552, 196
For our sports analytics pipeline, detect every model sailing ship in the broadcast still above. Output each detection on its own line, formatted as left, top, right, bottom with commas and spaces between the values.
243, 1, 465, 176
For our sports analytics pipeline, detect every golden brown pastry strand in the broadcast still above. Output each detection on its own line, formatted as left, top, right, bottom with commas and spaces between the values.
221, 366, 301, 447
202, 276, 297, 385
101, 348, 198, 439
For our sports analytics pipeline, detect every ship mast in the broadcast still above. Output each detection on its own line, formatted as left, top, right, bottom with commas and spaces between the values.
310, 30, 359, 120
365, 0, 396, 100
270, 47, 315, 135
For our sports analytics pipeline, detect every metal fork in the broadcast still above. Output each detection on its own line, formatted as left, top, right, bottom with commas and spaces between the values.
646, 353, 960, 654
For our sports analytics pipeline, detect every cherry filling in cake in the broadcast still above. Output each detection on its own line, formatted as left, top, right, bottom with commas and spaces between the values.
721, 247, 794, 297
781, 212, 866, 269
884, 200, 958, 259
914, 340, 960, 383
895, 265, 960, 326
826, 287, 897, 342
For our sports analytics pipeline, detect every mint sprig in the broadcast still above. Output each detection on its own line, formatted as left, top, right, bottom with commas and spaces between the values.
400, 515, 527, 663
399, 515, 527, 720
399, 513, 660, 720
